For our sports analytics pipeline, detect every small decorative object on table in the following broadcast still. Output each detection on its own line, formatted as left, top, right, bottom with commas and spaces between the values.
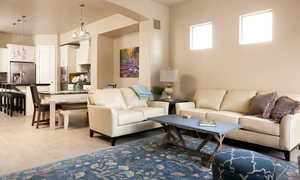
72, 74, 88, 91
182, 114, 192, 119
151, 86, 164, 100
198, 119, 216, 127
107, 83, 117, 88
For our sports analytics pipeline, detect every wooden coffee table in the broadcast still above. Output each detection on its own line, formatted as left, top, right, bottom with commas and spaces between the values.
150, 115, 242, 167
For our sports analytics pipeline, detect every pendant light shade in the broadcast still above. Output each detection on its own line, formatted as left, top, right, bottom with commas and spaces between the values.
72, 4, 90, 40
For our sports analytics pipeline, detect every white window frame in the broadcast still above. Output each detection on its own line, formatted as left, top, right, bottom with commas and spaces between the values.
239, 9, 273, 45
190, 22, 213, 50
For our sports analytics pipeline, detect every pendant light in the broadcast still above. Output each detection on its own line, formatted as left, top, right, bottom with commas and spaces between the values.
72, 4, 90, 40
20, 16, 26, 60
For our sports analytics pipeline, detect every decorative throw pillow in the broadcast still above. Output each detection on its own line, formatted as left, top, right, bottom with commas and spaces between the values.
248, 92, 277, 118
294, 104, 300, 114
270, 96, 300, 122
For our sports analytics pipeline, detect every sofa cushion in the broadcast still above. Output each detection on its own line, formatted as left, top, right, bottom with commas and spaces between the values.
179, 108, 214, 119
118, 110, 144, 126
194, 89, 227, 111
132, 107, 165, 119
206, 111, 243, 124
220, 90, 257, 114
93, 89, 127, 109
120, 88, 147, 109
240, 116, 280, 136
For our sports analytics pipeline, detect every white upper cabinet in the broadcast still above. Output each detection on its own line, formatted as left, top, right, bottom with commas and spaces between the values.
36, 45, 56, 85
7, 44, 35, 62
77, 40, 90, 65
60, 45, 77, 73
0, 48, 9, 72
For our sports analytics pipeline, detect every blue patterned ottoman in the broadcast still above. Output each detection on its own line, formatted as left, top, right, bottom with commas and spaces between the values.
212, 148, 276, 180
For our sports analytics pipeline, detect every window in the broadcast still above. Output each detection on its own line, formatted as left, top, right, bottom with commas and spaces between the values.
190, 22, 213, 50
240, 9, 273, 44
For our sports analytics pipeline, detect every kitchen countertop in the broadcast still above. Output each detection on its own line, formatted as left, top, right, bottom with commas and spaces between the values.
39, 91, 89, 95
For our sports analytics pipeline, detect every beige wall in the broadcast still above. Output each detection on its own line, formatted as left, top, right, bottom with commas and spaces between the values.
113, 32, 139, 87
33, 34, 59, 45
170, 0, 300, 99
0, 32, 34, 48
98, 35, 114, 88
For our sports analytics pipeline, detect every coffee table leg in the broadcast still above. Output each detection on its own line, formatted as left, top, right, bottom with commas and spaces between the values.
160, 125, 187, 148
199, 134, 225, 168
196, 134, 213, 151
161, 124, 178, 147
174, 127, 186, 148
214, 134, 225, 152
161, 124, 171, 146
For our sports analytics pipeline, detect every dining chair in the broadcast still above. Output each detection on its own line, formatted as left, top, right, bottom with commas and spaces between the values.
30, 85, 61, 128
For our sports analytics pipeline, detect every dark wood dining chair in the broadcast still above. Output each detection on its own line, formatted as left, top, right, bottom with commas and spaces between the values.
30, 85, 60, 128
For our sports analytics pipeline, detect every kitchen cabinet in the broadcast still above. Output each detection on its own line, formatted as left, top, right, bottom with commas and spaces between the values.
0, 48, 9, 72
7, 44, 35, 62
60, 45, 77, 73
36, 46, 56, 87
77, 40, 90, 65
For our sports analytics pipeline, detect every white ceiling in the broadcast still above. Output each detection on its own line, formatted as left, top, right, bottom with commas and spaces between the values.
153, 0, 189, 6
0, 0, 118, 35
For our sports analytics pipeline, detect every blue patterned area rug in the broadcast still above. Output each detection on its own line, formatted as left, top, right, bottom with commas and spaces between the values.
1, 135, 299, 180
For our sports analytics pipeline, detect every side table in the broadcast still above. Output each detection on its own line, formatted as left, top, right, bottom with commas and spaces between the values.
157, 99, 188, 114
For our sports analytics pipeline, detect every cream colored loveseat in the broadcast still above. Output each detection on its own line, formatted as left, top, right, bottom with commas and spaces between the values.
88, 88, 169, 145
176, 89, 300, 160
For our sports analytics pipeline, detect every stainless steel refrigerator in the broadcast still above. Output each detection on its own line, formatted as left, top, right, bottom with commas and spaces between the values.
10, 62, 36, 84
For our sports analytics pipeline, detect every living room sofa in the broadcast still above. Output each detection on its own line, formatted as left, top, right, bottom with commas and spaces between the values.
176, 89, 300, 161
88, 88, 169, 145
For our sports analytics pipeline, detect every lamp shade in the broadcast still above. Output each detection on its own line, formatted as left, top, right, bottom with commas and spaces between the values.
160, 70, 178, 82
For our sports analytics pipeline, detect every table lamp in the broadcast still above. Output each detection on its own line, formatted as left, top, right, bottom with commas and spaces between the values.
160, 69, 178, 101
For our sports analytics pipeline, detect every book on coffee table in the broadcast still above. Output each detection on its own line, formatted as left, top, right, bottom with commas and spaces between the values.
198, 119, 216, 127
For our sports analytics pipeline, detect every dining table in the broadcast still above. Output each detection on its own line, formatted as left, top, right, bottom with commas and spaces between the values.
39, 91, 89, 130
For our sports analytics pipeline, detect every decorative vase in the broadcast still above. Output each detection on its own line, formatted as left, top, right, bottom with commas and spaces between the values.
74, 83, 82, 91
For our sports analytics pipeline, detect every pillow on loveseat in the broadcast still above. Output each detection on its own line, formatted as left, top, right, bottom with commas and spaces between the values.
249, 92, 277, 118
270, 96, 300, 122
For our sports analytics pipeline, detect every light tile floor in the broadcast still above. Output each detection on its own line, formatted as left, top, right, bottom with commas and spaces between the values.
0, 113, 161, 176
0, 113, 299, 176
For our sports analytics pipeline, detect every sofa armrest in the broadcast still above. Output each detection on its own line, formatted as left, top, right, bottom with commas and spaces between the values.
175, 102, 195, 115
148, 101, 169, 115
88, 105, 118, 137
280, 113, 300, 151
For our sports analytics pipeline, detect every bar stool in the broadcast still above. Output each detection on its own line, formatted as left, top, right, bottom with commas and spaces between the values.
0, 84, 3, 112
0, 84, 26, 117
1, 84, 12, 116
10, 92, 26, 116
